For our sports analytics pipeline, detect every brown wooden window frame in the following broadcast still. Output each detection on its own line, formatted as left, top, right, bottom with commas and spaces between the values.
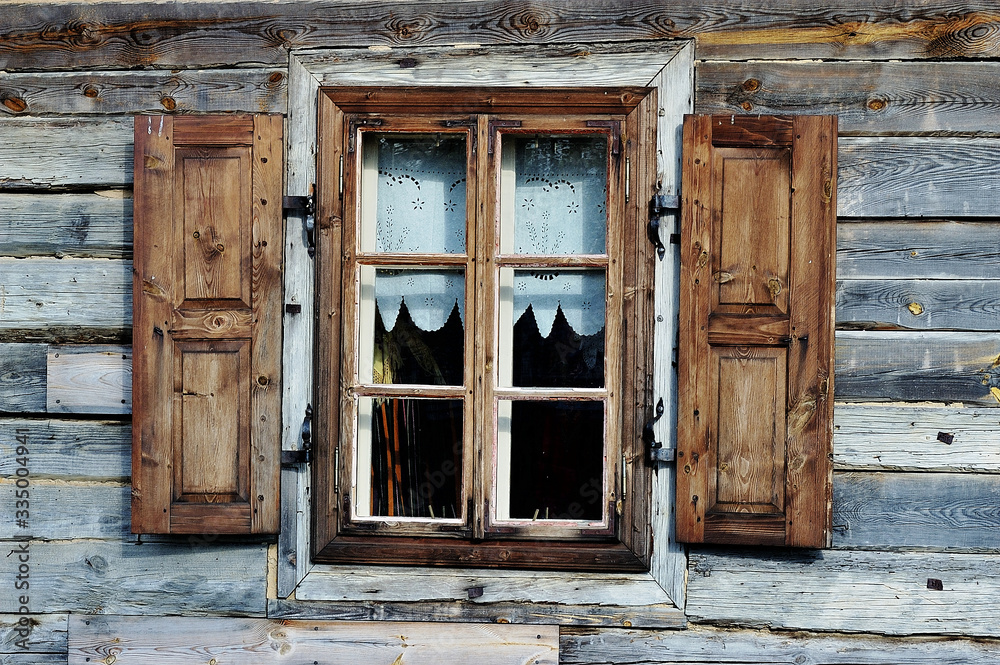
312, 87, 660, 571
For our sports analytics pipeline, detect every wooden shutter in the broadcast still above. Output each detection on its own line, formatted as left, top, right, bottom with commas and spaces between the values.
676, 115, 836, 547
132, 115, 283, 534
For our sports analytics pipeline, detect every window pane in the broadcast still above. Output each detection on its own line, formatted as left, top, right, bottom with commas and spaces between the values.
359, 267, 465, 386
498, 400, 605, 521
356, 397, 463, 519
498, 268, 605, 388
361, 133, 467, 254
501, 135, 607, 255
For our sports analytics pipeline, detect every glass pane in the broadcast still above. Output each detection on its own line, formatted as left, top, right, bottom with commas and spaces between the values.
357, 397, 463, 519
498, 400, 605, 521
360, 268, 465, 386
361, 134, 467, 254
501, 135, 607, 255
499, 269, 605, 388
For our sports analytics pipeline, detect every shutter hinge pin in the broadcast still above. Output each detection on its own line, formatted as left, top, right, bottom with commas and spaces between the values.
283, 194, 316, 258
281, 403, 313, 467
648, 195, 679, 261
645, 398, 675, 463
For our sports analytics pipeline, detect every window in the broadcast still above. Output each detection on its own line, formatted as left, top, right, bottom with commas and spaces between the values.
313, 88, 659, 570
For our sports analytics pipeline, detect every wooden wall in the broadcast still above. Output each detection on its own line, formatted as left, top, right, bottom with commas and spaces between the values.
2, 1, 1000, 663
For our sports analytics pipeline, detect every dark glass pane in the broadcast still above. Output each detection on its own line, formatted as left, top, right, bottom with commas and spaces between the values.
507, 401, 604, 521
369, 398, 463, 519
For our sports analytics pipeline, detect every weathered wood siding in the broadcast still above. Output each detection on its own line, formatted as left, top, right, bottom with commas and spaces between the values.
2, 1, 1000, 663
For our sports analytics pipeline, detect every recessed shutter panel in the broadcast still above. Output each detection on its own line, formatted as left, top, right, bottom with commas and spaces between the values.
676, 115, 836, 547
132, 115, 283, 534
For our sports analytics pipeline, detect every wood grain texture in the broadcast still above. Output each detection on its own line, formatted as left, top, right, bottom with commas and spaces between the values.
0, 69, 286, 116
833, 471, 1000, 551
0, 117, 132, 190
0, 192, 131, 259
0, 418, 129, 479
834, 405, 1000, 472
0, 541, 267, 616
837, 279, 1000, 331
838, 220, 1000, 280
0, 613, 67, 656
697, 61, 1000, 135
561, 625, 1000, 665
839, 137, 1000, 218
47, 345, 130, 414
0, 258, 130, 332
834, 331, 1000, 404
0, 343, 46, 412
687, 548, 1000, 637
0, 481, 130, 540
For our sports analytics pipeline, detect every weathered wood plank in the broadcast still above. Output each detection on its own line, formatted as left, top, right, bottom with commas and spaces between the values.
0, 69, 285, 116
267, 598, 686, 629
0, 192, 131, 259
0, 258, 130, 332
0, 655, 66, 665
561, 625, 1000, 665
0, 419, 129, 480
834, 405, 1000, 472
2, 2, 999, 71
68, 615, 557, 665
0, 541, 267, 616
697, 61, 1000, 135
0, 482, 130, 541
838, 220, 1000, 280
687, 548, 1000, 637
0, 344, 46, 413
839, 138, 1000, 218
835, 331, 1000, 404
1, 614, 67, 656
836, 279, 1000, 331
833, 472, 1000, 551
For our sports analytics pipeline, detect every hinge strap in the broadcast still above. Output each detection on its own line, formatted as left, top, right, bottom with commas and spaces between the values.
281, 403, 313, 467
648, 194, 679, 261
283, 194, 316, 258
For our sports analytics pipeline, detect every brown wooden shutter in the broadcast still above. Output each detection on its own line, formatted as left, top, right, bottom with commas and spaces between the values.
132, 115, 283, 534
676, 115, 836, 547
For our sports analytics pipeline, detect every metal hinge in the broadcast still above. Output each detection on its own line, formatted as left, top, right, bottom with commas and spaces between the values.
283, 194, 315, 258
648, 194, 680, 260
644, 398, 675, 463
281, 403, 313, 467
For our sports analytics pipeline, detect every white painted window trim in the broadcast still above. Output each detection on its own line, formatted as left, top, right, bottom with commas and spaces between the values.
279, 41, 694, 624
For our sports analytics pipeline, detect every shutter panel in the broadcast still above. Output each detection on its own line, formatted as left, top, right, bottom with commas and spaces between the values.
132, 115, 283, 534
676, 115, 836, 547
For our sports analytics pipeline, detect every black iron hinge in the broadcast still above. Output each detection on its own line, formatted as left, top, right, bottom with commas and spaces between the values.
283, 194, 316, 258
644, 398, 675, 463
648, 194, 680, 260
281, 403, 313, 467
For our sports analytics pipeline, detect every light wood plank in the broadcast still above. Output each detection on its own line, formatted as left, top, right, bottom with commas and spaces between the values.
835, 331, 1000, 404
68, 615, 557, 665
833, 471, 1000, 551
561, 624, 1000, 665
0, 118, 133, 190
836, 279, 1000, 331
834, 405, 1000, 472
697, 61, 1000, 135
687, 548, 1000, 637
838, 220, 1000, 280
0, 541, 267, 616
0, 481, 130, 541
0, 613, 67, 655
0, 69, 285, 116
839, 137, 1000, 218
0, 192, 131, 259
0, 343, 46, 412
47, 346, 130, 415
0, 258, 130, 332
0, 419, 129, 479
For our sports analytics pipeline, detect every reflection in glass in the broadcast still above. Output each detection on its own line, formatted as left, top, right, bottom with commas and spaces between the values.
501, 135, 607, 255
357, 397, 463, 519
361, 133, 467, 254
500, 400, 604, 521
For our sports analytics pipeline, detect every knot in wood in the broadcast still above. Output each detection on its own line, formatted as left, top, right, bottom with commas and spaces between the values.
742, 78, 761, 92
83, 84, 100, 98
160, 96, 176, 111
907, 302, 924, 316
2, 96, 27, 113
866, 97, 887, 112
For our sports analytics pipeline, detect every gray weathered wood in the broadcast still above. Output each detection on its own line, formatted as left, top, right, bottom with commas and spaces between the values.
0, 614, 67, 655
46, 346, 130, 415
0, 541, 267, 616
839, 138, 1000, 218
835, 331, 1000, 404
0, 419, 129, 480
267, 599, 686, 629
687, 548, 1000, 637
696, 61, 1000, 135
0, 344, 46, 412
833, 471, 1000, 551
0, 117, 133, 190
560, 625, 1000, 665
0, 482, 130, 541
0, 258, 130, 332
0, 192, 131, 259
834, 405, 1000, 472
838, 220, 1000, 280
68, 615, 558, 665
836, 279, 1000, 331
0, 69, 286, 116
